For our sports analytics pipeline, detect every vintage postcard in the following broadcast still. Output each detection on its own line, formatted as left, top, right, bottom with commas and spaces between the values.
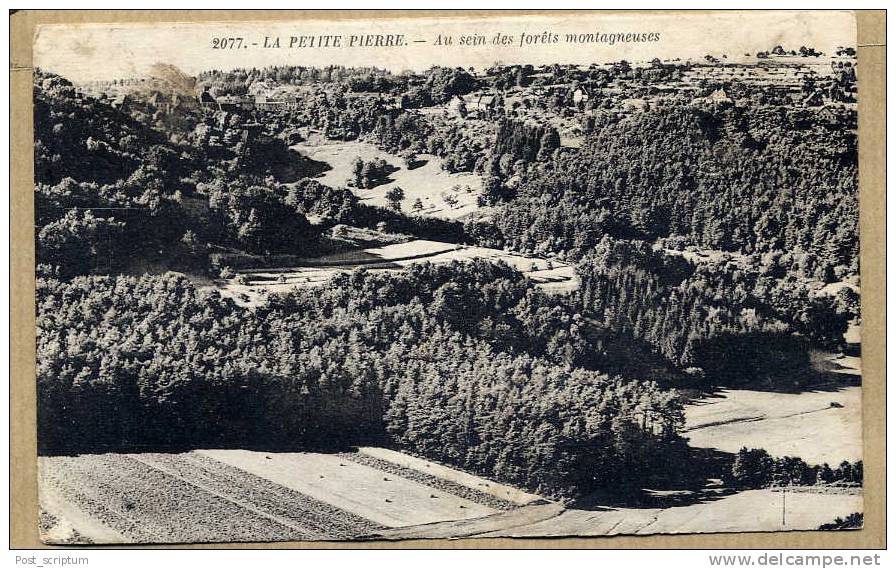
27, 10, 865, 544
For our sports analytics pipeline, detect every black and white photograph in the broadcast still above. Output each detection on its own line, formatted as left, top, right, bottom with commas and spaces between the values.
28, 10, 866, 545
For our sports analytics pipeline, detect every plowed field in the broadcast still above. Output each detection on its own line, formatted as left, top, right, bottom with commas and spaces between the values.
38, 447, 531, 544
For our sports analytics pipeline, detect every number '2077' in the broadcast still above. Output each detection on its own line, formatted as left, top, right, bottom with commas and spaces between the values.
212, 37, 245, 49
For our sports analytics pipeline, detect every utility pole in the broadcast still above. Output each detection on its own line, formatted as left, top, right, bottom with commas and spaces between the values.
781, 486, 787, 527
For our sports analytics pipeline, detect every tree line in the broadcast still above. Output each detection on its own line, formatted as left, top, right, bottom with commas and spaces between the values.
728, 448, 863, 489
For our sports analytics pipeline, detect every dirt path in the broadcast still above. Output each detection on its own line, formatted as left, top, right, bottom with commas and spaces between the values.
39, 470, 130, 545
473, 489, 862, 538
373, 502, 564, 540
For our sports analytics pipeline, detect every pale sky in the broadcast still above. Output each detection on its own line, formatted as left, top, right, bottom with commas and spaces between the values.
33, 11, 856, 82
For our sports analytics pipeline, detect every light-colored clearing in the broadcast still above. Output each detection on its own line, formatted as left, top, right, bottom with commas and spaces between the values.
833, 355, 861, 376
843, 323, 861, 345
217, 239, 578, 306
358, 447, 542, 506
818, 280, 860, 298
685, 386, 862, 465
293, 140, 482, 220
198, 449, 496, 528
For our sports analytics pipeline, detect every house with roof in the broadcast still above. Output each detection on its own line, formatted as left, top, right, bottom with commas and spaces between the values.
214, 95, 242, 113
446, 94, 468, 118
464, 92, 500, 118
199, 89, 217, 109
254, 95, 286, 111
692, 87, 734, 108
110, 94, 129, 111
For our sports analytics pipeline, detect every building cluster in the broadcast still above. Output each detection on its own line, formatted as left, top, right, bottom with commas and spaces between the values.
199, 90, 299, 112
679, 58, 857, 106
104, 90, 199, 114
199, 88, 402, 114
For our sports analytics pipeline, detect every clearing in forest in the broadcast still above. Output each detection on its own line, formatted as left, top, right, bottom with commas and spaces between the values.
216, 239, 579, 306
292, 140, 483, 220
684, 382, 862, 466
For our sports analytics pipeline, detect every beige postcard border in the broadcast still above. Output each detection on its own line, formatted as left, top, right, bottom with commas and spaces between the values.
9, 9, 886, 550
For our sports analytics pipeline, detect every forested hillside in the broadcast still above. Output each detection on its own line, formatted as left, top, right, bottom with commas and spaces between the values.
572, 238, 853, 388
34, 70, 473, 278
475, 104, 858, 282
37, 266, 683, 498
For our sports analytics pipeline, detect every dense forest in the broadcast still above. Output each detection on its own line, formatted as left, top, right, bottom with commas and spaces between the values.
570, 237, 854, 386
474, 104, 858, 281
35, 70, 301, 276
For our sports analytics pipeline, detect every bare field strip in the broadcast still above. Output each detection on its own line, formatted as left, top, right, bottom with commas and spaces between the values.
41, 454, 314, 544
199, 449, 498, 527
132, 453, 384, 539
337, 451, 518, 511
358, 447, 543, 506
40, 452, 386, 544
39, 467, 131, 544
240, 240, 459, 273
40, 458, 169, 543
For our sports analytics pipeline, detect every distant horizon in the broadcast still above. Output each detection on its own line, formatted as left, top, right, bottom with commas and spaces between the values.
52, 50, 853, 87
34, 11, 855, 83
